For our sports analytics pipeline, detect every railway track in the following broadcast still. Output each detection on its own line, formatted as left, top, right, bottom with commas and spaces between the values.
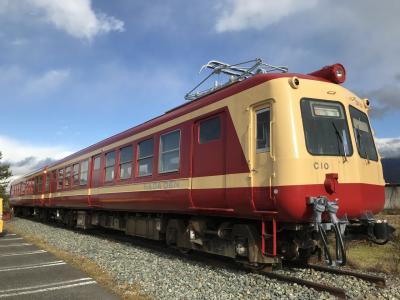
83, 225, 388, 299
19, 218, 390, 299
307, 264, 386, 287
259, 264, 386, 299
259, 270, 347, 299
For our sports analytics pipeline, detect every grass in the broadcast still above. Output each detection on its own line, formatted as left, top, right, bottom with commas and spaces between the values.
5, 222, 151, 300
346, 212, 400, 274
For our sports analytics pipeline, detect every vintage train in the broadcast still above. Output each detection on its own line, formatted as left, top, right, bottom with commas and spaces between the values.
10, 59, 394, 268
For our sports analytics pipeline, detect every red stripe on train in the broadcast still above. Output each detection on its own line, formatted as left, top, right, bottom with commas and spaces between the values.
11, 183, 384, 222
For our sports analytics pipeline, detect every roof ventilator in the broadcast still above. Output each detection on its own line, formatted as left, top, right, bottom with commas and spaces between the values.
185, 58, 288, 101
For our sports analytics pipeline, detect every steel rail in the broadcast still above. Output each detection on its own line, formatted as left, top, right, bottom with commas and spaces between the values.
260, 270, 347, 299
307, 264, 386, 287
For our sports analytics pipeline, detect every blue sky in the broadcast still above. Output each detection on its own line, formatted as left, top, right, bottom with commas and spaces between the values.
0, 0, 399, 177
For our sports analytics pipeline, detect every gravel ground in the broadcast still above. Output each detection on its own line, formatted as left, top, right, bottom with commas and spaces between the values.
6, 218, 400, 300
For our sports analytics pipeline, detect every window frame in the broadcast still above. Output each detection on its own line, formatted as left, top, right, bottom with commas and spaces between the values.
93, 155, 101, 171
118, 145, 133, 180
198, 115, 221, 144
37, 175, 43, 194
91, 154, 102, 186
45, 173, 50, 193
255, 107, 271, 153
50, 170, 56, 193
300, 98, 353, 157
57, 169, 64, 190
64, 166, 71, 188
72, 163, 80, 186
104, 151, 116, 183
80, 159, 89, 186
136, 138, 154, 177
349, 105, 378, 162
158, 129, 181, 174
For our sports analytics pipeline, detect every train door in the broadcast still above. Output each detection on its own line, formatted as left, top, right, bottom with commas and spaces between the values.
191, 112, 229, 208
250, 102, 275, 211
90, 155, 102, 188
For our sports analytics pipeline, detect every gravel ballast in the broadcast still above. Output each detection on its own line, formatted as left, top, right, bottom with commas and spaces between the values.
6, 218, 400, 299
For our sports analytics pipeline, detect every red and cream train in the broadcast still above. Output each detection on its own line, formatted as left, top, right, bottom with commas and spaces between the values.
10, 59, 393, 267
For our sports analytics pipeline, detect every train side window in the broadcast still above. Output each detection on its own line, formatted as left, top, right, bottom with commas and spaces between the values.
80, 160, 89, 185
119, 146, 133, 180
159, 130, 180, 173
349, 106, 378, 161
57, 169, 64, 190
65, 166, 71, 187
94, 156, 101, 170
199, 116, 220, 144
256, 108, 271, 152
137, 138, 154, 177
45, 174, 50, 193
105, 151, 116, 182
36, 176, 42, 194
37, 176, 43, 193
73, 164, 80, 185
51, 171, 56, 192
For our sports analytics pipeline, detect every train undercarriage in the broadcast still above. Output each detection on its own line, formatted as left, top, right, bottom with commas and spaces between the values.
13, 205, 394, 269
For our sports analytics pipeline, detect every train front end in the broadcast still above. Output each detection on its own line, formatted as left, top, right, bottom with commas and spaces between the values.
271, 64, 394, 265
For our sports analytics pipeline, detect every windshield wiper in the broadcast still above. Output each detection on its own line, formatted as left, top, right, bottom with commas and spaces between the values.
360, 133, 370, 164
331, 122, 348, 162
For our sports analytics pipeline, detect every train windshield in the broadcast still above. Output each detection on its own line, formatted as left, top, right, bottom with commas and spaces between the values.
349, 106, 378, 161
301, 99, 353, 156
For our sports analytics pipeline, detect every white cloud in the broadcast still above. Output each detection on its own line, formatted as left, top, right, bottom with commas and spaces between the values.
0, 0, 124, 40
368, 81, 400, 118
376, 137, 400, 159
0, 66, 70, 99
215, 0, 317, 32
25, 69, 70, 95
0, 135, 73, 180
